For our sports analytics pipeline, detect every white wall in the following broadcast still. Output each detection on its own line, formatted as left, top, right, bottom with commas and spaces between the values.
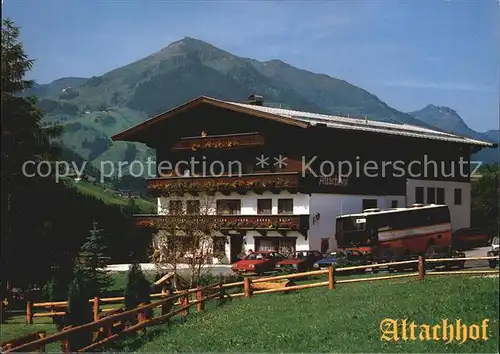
158, 191, 310, 258
308, 194, 405, 252
406, 179, 471, 231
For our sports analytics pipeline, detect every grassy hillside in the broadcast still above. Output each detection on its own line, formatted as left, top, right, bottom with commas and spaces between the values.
65, 178, 156, 213
117, 276, 498, 353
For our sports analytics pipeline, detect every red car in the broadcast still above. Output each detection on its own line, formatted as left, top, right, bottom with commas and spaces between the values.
231, 251, 286, 275
276, 250, 324, 273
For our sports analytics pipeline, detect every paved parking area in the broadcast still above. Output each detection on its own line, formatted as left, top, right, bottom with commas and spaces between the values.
106, 246, 496, 277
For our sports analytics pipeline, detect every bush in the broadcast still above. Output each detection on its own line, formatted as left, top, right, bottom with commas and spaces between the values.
65, 266, 93, 350
43, 273, 70, 329
124, 262, 152, 318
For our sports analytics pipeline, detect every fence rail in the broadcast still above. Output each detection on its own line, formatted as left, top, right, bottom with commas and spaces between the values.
3, 255, 499, 353
22, 255, 500, 324
5, 282, 225, 353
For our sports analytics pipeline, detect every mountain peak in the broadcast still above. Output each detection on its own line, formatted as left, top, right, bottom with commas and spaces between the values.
421, 104, 457, 115
161, 37, 225, 54
409, 104, 483, 141
167, 36, 211, 47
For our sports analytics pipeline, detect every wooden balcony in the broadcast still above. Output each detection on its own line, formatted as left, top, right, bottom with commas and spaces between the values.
134, 214, 310, 237
147, 172, 303, 196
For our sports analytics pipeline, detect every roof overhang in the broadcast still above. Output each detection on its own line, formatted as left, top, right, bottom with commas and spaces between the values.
111, 96, 309, 143
112, 95, 497, 151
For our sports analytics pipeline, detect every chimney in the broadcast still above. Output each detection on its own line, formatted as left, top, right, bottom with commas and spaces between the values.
247, 94, 264, 106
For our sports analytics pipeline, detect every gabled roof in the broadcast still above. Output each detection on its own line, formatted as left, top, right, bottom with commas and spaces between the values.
111, 96, 496, 148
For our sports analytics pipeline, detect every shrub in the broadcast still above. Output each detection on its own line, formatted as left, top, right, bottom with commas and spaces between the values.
124, 262, 152, 318
78, 220, 114, 297
65, 266, 93, 350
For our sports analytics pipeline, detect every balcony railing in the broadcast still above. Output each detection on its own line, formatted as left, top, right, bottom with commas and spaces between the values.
147, 172, 303, 196
134, 214, 310, 237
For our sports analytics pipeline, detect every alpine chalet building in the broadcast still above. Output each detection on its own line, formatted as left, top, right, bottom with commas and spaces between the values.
112, 95, 495, 263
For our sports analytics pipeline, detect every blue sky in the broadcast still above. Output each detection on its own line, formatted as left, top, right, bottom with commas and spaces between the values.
3, 0, 499, 131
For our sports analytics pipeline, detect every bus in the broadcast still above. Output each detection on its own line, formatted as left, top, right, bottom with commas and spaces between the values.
335, 204, 452, 257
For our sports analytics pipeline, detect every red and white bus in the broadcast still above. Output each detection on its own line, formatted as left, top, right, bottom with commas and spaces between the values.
335, 204, 452, 256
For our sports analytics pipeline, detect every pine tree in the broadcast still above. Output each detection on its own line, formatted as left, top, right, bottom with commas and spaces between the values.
1, 19, 62, 288
124, 261, 152, 317
78, 220, 114, 297
65, 265, 93, 350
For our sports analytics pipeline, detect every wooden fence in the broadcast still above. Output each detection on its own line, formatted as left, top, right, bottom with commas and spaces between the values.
24, 279, 245, 325
3, 255, 498, 353
4, 281, 227, 353
22, 255, 500, 323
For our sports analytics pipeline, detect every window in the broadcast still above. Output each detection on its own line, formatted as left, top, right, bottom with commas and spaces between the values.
278, 199, 293, 214
436, 188, 445, 204
257, 199, 272, 214
407, 206, 450, 228
186, 200, 200, 214
168, 200, 183, 214
454, 188, 462, 205
216, 199, 241, 215
427, 187, 436, 204
213, 237, 226, 254
255, 237, 296, 252
415, 187, 424, 204
391, 200, 398, 208
243, 162, 254, 174
257, 239, 275, 252
362, 199, 378, 210
278, 238, 295, 253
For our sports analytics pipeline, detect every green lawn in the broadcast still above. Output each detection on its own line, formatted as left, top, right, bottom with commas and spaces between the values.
0, 271, 157, 345
2, 274, 498, 353
0, 316, 61, 352
115, 276, 499, 353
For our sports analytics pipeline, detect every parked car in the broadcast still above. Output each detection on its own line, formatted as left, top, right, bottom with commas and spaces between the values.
313, 250, 370, 274
373, 248, 419, 273
424, 245, 465, 270
452, 227, 490, 250
275, 250, 324, 273
231, 251, 286, 275
487, 236, 499, 268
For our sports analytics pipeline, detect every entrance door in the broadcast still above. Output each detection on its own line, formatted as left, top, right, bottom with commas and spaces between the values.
320, 238, 330, 253
230, 235, 243, 263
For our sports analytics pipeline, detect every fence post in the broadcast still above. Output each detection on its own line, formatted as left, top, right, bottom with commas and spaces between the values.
244, 277, 252, 298
61, 326, 72, 353
181, 292, 189, 316
328, 266, 335, 290
26, 300, 33, 324
93, 296, 100, 322
161, 289, 172, 316
217, 279, 226, 306
418, 256, 425, 280
196, 286, 204, 312
38, 331, 46, 353
137, 302, 148, 335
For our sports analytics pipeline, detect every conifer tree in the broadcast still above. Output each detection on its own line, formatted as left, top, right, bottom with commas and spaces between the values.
65, 265, 93, 350
124, 261, 152, 317
78, 220, 114, 296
